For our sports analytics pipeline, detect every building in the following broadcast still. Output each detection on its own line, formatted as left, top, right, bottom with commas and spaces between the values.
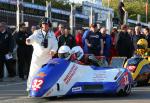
0, 0, 88, 28
82, 1, 114, 25
86, 0, 102, 6
0, 0, 113, 29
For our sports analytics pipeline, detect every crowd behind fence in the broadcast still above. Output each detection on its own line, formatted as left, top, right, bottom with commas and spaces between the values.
0, 20, 150, 82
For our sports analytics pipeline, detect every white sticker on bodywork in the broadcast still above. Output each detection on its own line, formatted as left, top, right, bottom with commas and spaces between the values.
72, 87, 82, 92
92, 69, 123, 82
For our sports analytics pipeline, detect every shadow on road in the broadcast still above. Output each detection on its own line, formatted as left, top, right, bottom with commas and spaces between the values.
0, 83, 150, 103
42, 87, 150, 101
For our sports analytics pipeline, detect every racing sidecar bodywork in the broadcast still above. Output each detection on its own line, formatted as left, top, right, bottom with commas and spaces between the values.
124, 55, 150, 85
30, 58, 133, 97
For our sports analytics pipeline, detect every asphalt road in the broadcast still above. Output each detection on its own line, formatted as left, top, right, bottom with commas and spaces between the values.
0, 78, 150, 103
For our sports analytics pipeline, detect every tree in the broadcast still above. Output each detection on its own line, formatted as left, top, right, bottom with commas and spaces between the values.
102, 0, 150, 23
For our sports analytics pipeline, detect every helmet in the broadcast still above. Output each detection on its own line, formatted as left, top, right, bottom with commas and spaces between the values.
135, 39, 148, 55
58, 45, 71, 60
71, 46, 84, 60
40, 17, 52, 27
137, 39, 148, 49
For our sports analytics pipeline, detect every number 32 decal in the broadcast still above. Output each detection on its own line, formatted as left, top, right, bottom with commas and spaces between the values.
32, 79, 44, 91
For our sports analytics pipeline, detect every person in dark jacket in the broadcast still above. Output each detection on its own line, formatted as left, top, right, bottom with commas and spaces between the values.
100, 27, 112, 62
132, 26, 145, 50
0, 22, 15, 82
14, 23, 33, 80
118, 0, 126, 25
85, 24, 104, 56
143, 27, 150, 48
58, 27, 76, 49
116, 24, 134, 58
110, 28, 118, 57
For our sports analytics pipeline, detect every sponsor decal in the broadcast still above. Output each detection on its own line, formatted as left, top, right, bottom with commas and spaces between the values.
120, 72, 129, 85
32, 78, 44, 91
124, 72, 129, 85
46, 89, 54, 97
127, 65, 136, 72
92, 72, 107, 81
63, 64, 78, 84
92, 70, 121, 82
72, 87, 82, 92
37, 72, 47, 78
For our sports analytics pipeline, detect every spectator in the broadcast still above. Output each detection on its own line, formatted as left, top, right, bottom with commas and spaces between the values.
26, 17, 58, 91
97, 23, 101, 31
143, 27, 150, 48
127, 27, 134, 37
100, 27, 112, 62
116, 24, 134, 58
132, 26, 145, 50
75, 28, 83, 48
14, 23, 33, 80
0, 22, 15, 82
85, 24, 104, 56
82, 29, 90, 53
110, 28, 118, 57
54, 24, 64, 38
118, 0, 126, 25
31, 26, 37, 34
58, 27, 76, 48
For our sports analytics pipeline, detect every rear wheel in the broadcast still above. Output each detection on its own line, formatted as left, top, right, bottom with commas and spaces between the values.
117, 84, 132, 96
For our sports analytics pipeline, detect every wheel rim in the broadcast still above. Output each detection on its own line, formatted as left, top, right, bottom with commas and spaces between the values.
124, 84, 131, 94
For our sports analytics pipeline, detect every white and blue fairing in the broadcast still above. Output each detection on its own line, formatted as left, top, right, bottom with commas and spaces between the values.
30, 58, 133, 97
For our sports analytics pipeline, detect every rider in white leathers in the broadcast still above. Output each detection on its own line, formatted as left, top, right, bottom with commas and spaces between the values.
26, 17, 58, 91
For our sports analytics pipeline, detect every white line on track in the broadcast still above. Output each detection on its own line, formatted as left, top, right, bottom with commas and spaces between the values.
0, 82, 26, 87
0, 90, 25, 91
0, 94, 25, 96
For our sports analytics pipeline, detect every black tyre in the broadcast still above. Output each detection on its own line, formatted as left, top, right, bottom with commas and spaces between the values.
117, 84, 132, 96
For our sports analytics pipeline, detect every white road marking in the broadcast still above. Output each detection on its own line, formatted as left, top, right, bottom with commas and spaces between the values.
0, 94, 25, 96
0, 82, 26, 87
0, 90, 25, 91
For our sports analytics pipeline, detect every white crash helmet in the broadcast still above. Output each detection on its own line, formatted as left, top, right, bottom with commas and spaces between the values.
71, 46, 84, 60
58, 45, 71, 60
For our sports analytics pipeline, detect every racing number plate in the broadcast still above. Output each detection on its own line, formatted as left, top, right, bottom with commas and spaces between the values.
32, 78, 44, 91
